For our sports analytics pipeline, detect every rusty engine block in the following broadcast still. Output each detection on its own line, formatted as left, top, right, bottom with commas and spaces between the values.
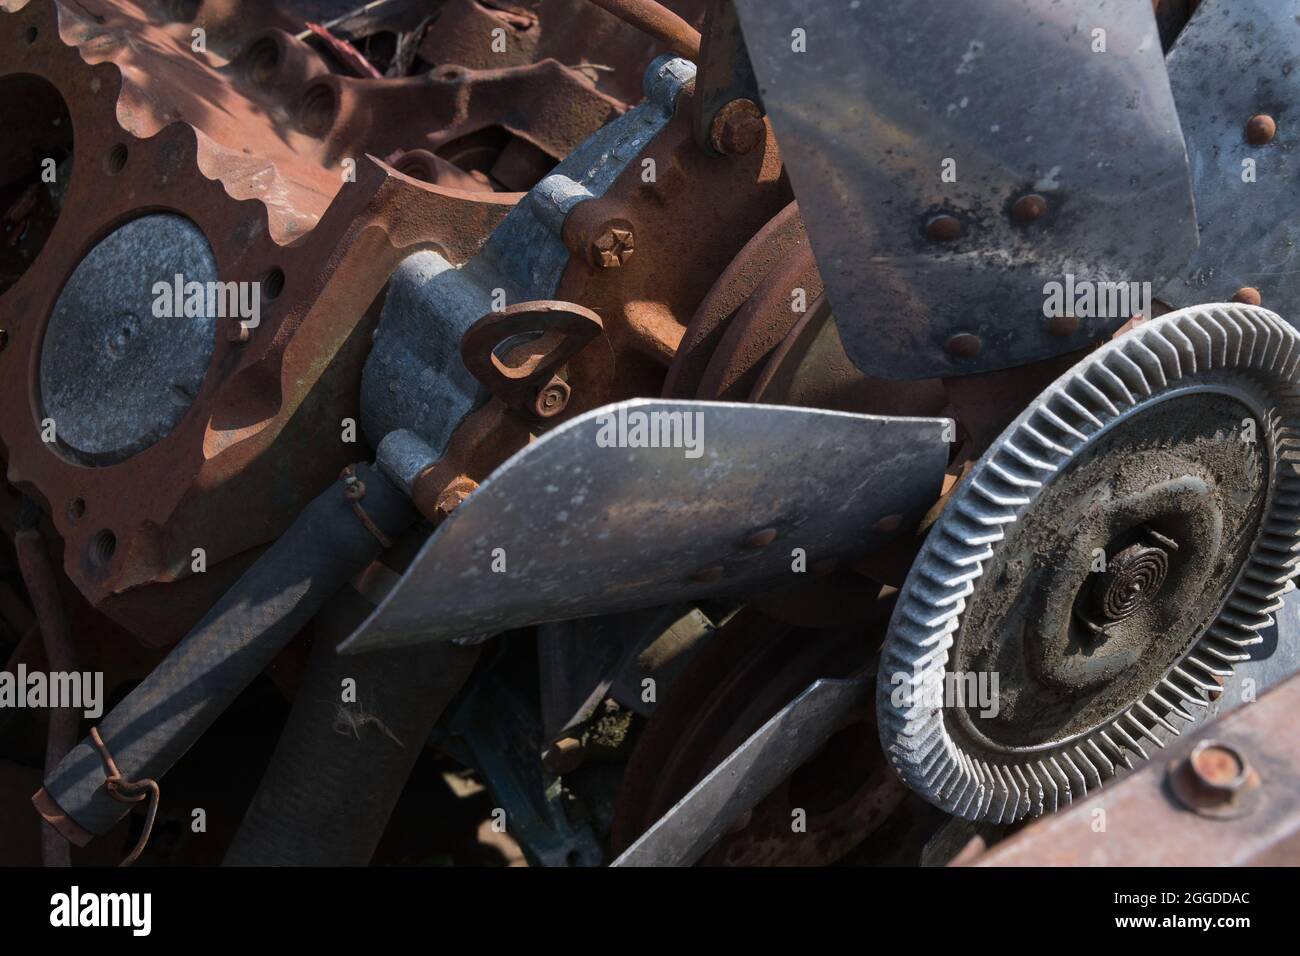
2, 0, 1298, 875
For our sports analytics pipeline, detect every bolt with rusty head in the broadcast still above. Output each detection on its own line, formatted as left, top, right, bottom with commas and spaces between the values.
710, 99, 766, 156
434, 475, 479, 518
1011, 193, 1047, 225
592, 223, 635, 269
1233, 287, 1262, 306
946, 332, 981, 358
542, 736, 584, 775
1169, 739, 1261, 819
926, 214, 962, 242
534, 376, 572, 418
1245, 113, 1277, 146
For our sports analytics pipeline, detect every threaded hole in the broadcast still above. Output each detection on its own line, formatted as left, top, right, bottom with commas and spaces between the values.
246, 38, 280, 87
299, 85, 336, 137
89, 530, 116, 567
105, 144, 128, 175
261, 267, 285, 301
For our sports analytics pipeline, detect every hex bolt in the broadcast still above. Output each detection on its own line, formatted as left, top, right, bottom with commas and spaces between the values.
1169, 739, 1261, 819
1011, 193, 1047, 225
709, 99, 766, 156
1189, 741, 1249, 795
1245, 113, 1277, 146
946, 332, 981, 358
591, 223, 635, 268
926, 215, 962, 242
435, 476, 479, 518
534, 377, 572, 418
1233, 287, 1262, 306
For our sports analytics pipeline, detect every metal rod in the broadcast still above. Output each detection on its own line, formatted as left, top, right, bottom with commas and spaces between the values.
585, 0, 701, 60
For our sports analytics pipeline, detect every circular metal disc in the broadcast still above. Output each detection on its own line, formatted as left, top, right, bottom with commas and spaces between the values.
38, 213, 218, 465
877, 304, 1300, 822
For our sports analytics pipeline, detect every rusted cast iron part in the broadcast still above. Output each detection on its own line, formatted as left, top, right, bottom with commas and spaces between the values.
612, 609, 908, 865
690, 0, 764, 157
460, 300, 604, 413
88, 726, 159, 867
667, 204, 949, 418
407, 403, 534, 525
967, 671, 1300, 866
14, 507, 78, 867
19, 1, 628, 239
0, 1, 523, 643
553, 85, 792, 419
583, 0, 702, 59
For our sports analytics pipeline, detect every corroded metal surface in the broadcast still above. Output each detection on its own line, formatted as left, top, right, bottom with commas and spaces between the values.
733, 0, 1199, 379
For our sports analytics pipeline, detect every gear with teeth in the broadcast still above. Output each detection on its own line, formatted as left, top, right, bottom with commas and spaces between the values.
878, 303, 1300, 823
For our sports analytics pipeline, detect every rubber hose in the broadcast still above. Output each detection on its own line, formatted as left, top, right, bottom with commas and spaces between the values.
223, 584, 481, 866
34, 463, 416, 841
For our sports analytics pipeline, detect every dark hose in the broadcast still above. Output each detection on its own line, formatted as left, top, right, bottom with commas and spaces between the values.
15, 500, 79, 867
223, 585, 480, 866
33, 464, 416, 843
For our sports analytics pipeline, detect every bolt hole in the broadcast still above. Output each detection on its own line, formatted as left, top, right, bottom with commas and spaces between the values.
67, 498, 86, 523
105, 144, 129, 175
299, 84, 337, 137
261, 267, 285, 301
89, 530, 116, 567
23, 26, 38, 45
246, 37, 280, 86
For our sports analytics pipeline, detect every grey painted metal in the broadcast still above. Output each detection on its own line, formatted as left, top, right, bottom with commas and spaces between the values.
360, 55, 695, 452
733, 0, 1198, 379
611, 675, 869, 867
1160, 0, 1300, 316
38, 214, 218, 464
340, 399, 951, 653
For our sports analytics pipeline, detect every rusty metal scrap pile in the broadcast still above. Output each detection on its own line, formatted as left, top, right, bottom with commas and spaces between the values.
0, 0, 1298, 868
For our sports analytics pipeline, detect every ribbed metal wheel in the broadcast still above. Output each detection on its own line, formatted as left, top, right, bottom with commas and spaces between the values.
877, 304, 1300, 822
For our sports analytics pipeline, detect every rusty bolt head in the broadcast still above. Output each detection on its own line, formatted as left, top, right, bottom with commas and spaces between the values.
1011, 193, 1047, 225
946, 332, 982, 358
592, 224, 635, 268
690, 565, 725, 584
534, 377, 572, 418
542, 736, 584, 775
1233, 286, 1262, 306
1190, 741, 1249, 795
926, 214, 962, 242
435, 476, 478, 517
1045, 314, 1080, 337
1245, 113, 1277, 146
873, 513, 904, 535
710, 99, 766, 156
742, 528, 778, 550
1170, 739, 1260, 819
